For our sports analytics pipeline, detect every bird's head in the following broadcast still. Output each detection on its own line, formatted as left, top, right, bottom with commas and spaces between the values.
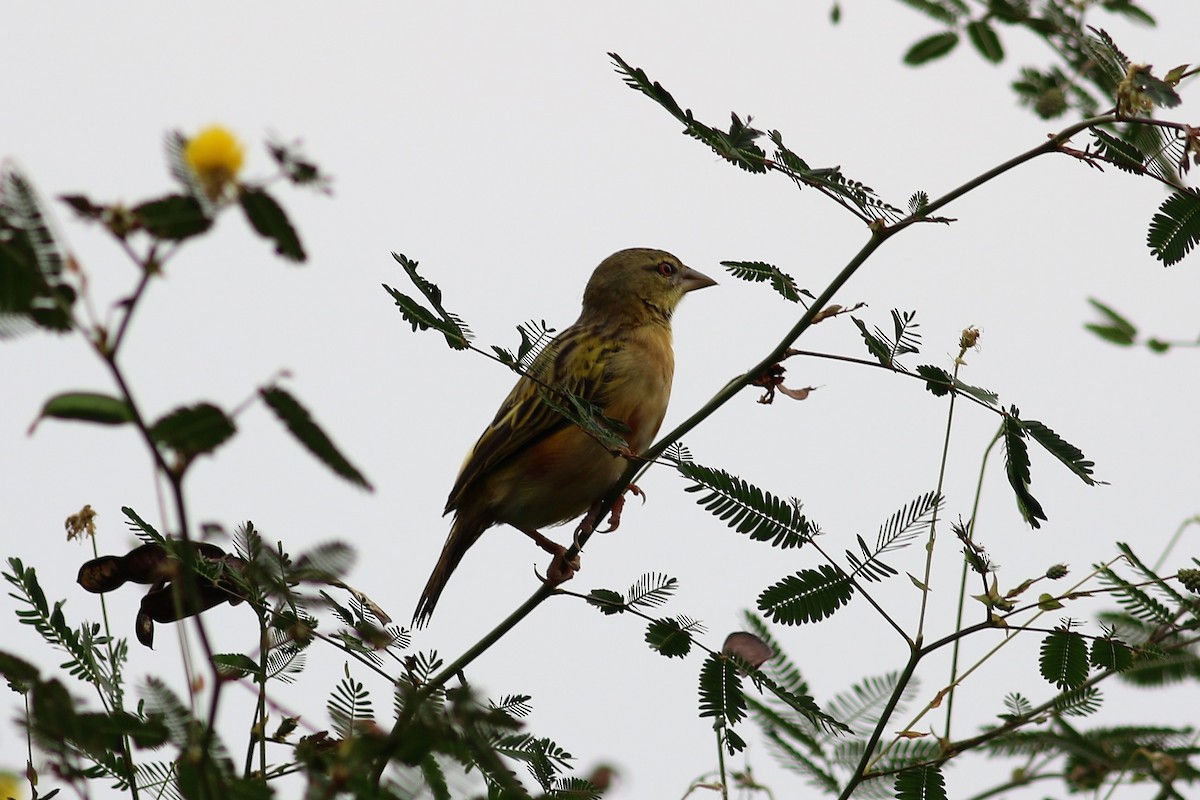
581, 248, 716, 324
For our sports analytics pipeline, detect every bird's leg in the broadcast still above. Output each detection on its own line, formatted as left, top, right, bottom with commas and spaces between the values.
597, 484, 646, 534
516, 526, 580, 585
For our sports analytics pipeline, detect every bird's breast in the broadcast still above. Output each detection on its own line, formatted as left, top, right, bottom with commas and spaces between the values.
602, 325, 675, 453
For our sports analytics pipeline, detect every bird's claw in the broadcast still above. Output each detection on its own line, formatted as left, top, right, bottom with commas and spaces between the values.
537, 544, 581, 587
598, 483, 646, 533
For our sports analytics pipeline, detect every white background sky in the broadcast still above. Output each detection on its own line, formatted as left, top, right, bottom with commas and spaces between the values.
3, 3, 1200, 798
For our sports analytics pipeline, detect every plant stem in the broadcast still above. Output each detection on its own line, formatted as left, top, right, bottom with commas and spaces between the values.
943, 428, 1001, 740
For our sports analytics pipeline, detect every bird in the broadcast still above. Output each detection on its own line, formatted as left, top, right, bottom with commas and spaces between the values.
413, 248, 716, 626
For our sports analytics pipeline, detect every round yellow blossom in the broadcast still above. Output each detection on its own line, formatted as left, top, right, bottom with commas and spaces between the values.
185, 126, 245, 199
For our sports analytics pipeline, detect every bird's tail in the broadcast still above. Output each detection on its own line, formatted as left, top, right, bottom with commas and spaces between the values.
413, 510, 488, 627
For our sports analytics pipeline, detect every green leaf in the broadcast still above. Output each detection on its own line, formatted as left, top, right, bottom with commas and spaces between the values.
914, 365, 998, 405
1103, 0, 1155, 26
895, 764, 946, 800
966, 20, 1004, 63
213, 653, 260, 679
585, 588, 625, 615
1090, 637, 1134, 671
1051, 686, 1102, 717
1019, 419, 1097, 486
0, 166, 76, 334
239, 187, 305, 262
1086, 298, 1137, 341
384, 253, 473, 350
758, 565, 854, 625
626, 573, 677, 610
150, 402, 236, 462
1001, 409, 1046, 528
133, 194, 212, 241
678, 462, 814, 548
1084, 323, 1136, 346
645, 617, 695, 658
699, 653, 747, 727
1089, 130, 1147, 175
0, 649, 40, 690
34, 391, 134, 429
916, 364, 952, 397
1147, 190, 1200, 266
720, 260, 802, 302
903, 31, 960, 66
1039, 629, 1090, 689
896, 0, 967, 24
853, 310, 920, 367
260, 386, 372, 490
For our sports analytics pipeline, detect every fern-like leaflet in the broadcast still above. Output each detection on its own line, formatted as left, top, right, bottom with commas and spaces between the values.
846, 491, 941, 583
678, 461, 814, 548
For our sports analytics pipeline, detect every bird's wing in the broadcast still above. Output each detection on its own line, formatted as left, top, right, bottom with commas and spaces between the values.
444, 322, 621, 513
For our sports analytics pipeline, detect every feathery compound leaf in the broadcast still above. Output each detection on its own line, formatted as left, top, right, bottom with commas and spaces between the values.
699, 653, 747, 727
609, 54, 767, 174
1, 166, 77, 334
384, 253, 473, 349
1148, 191, 1200, 266
493, 319, 556, 369
626, 573, 678, 610
853, 310, 920, 367
585, 588, 625, 615
261, 386, 372, 490
1090, 636, 1134, 672
328, 669, 374, 739
767, 130, 903, 221
678, 461, 814, 548
1098, 566, 1174, 624
1002, 692, 1033, 720
1085, 297, 1138, 345
876, 491, 941, 552
1039, 629, 1090, 690
1114, 542, 1188, 605
914, 365, 998, 405
846, 492, 940, 583
663, 440, 694, 465
1051, 686, 1102, 717
720, 260, 802, 302
759, 565, 854, 625
1089, 129, 1148, 175
537, 387, 631, 453
757, 671, 850, 735
826, 672, 915, 735
1019, 419, 1097, 486
1001, 409, 1046, 529
645, 617, 699, 658
894, 764, 946, 800
760, 729, 840, 793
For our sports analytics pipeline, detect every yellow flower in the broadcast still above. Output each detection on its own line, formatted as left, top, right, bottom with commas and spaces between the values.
413, 248, 716, 625
0, 771, 25, 800
185, 126, 244, 199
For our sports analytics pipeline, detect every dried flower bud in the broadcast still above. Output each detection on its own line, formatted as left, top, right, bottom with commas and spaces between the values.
722, 632, 773, 669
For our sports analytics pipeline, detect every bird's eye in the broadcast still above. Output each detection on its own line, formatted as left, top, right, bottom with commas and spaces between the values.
657, 261, 677, 277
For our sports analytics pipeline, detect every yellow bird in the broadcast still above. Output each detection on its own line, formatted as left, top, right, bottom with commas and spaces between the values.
413, 248, 715, 625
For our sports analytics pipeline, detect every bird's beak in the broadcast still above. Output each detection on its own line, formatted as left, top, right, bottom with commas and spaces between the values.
680, 265, 717, 293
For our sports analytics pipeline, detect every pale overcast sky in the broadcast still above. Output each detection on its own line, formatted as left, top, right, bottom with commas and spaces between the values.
4, 4, 1200, 798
